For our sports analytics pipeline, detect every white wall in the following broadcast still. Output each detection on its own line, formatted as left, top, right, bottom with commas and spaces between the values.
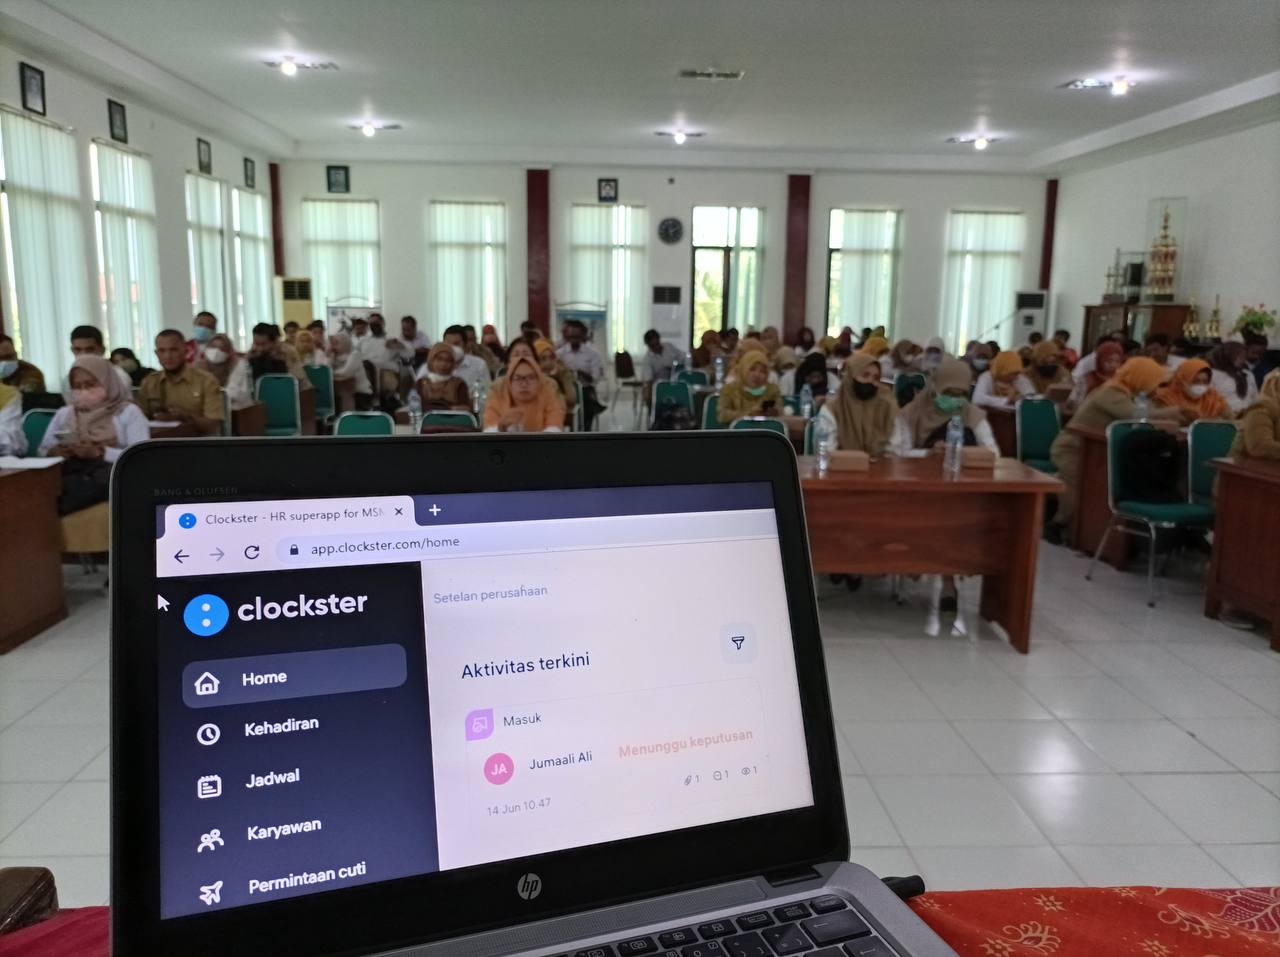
0, 40, 271, 375
1051, 121, 1280, 345
807, 172, 1047, 348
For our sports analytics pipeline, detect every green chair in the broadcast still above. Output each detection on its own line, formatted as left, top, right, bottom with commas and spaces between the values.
780, 394, 801, 415
1187, 419, 1237, 506
893, 372, 926, 408
572, 380, 585, 432
421, 410, 478, 431
255, 374, 301, 436
1086, 419, 1216, 607
218, 389, 232, 437
1016, 397, 1061, 474
334, 411, 395, 436
803, 417, 816, 455
702, 393, 721, 430
304, 365, 335, 429
677, 369, 709, 387
731, 416, 787, 436
21, 408, 56, 456
651, 381, 693, 428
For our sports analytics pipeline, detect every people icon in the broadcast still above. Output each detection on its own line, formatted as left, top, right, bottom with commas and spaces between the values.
198, 828, 224, 853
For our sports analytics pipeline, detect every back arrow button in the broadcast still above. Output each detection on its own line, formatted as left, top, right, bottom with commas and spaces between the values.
174, 550, 189, 564
209, 547, 225, 561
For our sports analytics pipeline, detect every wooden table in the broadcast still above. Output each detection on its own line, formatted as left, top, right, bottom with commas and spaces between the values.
985, 405, 1017, 457
334, 377, 356, 413
299, 388, 317, 435
1205, 455, 1280, 650
799, 454, 1062, 653
148, 421, 203, 439
0, 467, 67, 653
231, 401, 266, 436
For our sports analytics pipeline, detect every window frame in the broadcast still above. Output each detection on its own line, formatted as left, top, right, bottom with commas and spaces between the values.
822, 207, 902, 338
689, 205, 762, 344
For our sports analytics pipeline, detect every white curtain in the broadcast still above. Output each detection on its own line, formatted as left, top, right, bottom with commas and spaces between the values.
92, 142, 163, 357
0, 111, 90, 382
185, 174, 226, 323
232, 188, 273, 345
827, 209, 900, 336
302, 199, 380, 319
429, 201, 506, 340
568, 204, 648, 356
940, 211, 1025, 352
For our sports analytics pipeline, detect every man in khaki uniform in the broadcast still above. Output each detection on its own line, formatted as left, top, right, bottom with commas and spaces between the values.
137, 329, 224, 435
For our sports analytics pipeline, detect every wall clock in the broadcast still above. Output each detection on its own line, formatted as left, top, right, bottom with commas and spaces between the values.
658, 217, 684, 245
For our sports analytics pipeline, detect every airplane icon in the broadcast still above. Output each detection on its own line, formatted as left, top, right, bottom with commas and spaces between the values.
199, 880, 223, 906
158, 595, 170, 611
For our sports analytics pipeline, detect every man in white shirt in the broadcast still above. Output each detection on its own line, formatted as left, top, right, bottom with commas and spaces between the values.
400, 315, 432, 367
418, 325, 491, 393
557, 319, 607, 429
1143, 332, 1184, 378
639, 329, 682, 383
69, 325, 133, 391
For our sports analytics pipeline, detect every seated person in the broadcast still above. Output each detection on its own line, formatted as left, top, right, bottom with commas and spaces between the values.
328, 332, 373, 411
640, 328, 682, 393
1244, 331, 1275, 387
414, 343, 471, 412
760, 325, 782, 357
480, 324, 506, 365
1049, 357, 1180, 537
1230, 369, 1280, 460
0, 334, 46, 393
535, 338, 577, 419
1207, 342, 1258, 415
283, 320, 300, 343
792, 327, 817, 356
186, 310, 218, 363
885, 339, 922, 383
109, 347, 154, 387
483, 354, 565, 433
400, 315, 432, 368
195, 334, 253, 410
718, 351, 782, 424
293, 329, 329, 368
306, 319, 328, 352
772, 345, 799, 381
136, 329, 224, 435
0, 383, 25, 455
247, 322, 312, 390
39, 356, 149, 514
69, 324, 132, 391
918, 336, 948, 374
858, 335, 891, 362
891, 358, 997, 456
1067, 340, 1123, 410
464, 324, 502, 375
780, 351, 840, 406
1142, 331, 1184, 375
1154, 358, 1230, 425
1053, 329, 1079, 369
502, 336, 537, 373
431, 324, 492, 392
973, 350, 1036, 409
816, 354, 896, 456
691, 329, 724, 370
1026, 340, 1073, 399
963, 341, 992, 377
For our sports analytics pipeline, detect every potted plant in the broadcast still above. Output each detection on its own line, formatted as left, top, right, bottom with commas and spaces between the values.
1232, 303, 1277, 337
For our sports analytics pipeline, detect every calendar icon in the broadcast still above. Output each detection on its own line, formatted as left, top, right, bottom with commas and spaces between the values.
197, 775, 222, 800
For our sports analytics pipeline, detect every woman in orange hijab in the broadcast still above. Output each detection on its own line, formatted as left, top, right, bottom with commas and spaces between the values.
483, 354, 565, 432
1048, 357, 1180, 540
1154, 358, 1230, 424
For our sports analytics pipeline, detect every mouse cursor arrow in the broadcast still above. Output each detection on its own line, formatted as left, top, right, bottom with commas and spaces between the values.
157, 595, 170, 611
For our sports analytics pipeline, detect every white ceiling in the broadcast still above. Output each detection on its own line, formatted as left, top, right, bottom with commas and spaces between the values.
6, 0, 1280, 170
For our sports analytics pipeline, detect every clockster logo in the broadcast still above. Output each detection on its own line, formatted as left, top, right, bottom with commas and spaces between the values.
183, 594, 229, 637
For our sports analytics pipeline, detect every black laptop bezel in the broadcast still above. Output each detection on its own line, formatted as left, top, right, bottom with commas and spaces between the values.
111, 433, 848, 956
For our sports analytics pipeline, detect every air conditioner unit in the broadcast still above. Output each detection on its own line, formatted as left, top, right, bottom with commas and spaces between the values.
1014, 290, 1048, 338
273, 277, 313, 327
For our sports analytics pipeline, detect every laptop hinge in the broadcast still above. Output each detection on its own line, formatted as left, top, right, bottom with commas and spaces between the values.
763, 865, 822, 888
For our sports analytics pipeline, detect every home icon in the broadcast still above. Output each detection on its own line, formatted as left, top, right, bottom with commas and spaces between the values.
194, 672, 220, 697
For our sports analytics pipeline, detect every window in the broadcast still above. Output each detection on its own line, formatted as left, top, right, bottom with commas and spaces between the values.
940, 211, 1025, 352
429, 201, 506, 339
826, 209, 901, 337
91, 141, 163, 358
0, 110, 90, 381
185, 174, 227, 322
232, 188, 273, 343
691, 206, 761, 345
567, 204, 648, 357
302, 199, 380, 320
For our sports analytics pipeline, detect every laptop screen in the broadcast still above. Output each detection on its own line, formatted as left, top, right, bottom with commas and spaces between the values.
152, 482, 815, 919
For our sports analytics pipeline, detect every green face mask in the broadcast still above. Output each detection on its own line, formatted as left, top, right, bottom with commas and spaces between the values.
745, 385, 767, 397
934, 393, 966, 415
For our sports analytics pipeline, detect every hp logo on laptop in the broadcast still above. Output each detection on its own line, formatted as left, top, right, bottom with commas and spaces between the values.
516, 873, 542, 901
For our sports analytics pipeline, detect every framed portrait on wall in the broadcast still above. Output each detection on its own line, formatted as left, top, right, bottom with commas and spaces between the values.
597, 178, 618, 203
244, 157, 256, 189
108, 100, 128, 143
20, 63, 46, 116
197, 138, 212, 174
327, 165, 351, 194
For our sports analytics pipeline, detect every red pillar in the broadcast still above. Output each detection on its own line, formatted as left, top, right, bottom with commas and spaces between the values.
269, 162, 285, 277
1038, 178, 1058, 293
782, 174, 811, 344
526, 169, 551, 335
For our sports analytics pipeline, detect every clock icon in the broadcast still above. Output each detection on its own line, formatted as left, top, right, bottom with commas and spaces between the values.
658, 217, 684, 245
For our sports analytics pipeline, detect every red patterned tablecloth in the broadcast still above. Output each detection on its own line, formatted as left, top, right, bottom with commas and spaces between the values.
2, 888, 1277, 956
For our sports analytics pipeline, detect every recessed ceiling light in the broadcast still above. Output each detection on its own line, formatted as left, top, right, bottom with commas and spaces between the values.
656, 130, 703, 144
946, 134, 998, 150
262, 59, 340, 73
279, 57, 297, 77
1110, 77, 1131, 96
348, 122, 403, 136
1060, 76, 1137, 93
361, 122, 376, 138
679, 67, 744, 81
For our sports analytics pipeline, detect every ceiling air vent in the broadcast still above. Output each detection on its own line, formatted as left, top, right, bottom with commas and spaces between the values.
678, 68, 744, 81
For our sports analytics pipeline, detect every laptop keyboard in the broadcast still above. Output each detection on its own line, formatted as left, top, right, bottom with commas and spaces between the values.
559, 895, 897, 957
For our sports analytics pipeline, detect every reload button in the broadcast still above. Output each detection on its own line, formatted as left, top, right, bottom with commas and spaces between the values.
181, 645, 407, 709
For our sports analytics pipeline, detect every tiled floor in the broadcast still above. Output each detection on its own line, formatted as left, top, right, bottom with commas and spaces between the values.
2, 526, 1279, 906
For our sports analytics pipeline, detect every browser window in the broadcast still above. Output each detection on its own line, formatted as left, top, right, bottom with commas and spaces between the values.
153, 483, 815, 919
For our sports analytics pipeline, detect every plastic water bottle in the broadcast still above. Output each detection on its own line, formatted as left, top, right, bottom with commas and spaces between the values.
815, 417, 835, 474
406, 391, 422, 434
684, 349, 694, 375
944, 414, 964, 476
714, 354, 726, 388
471, 380, 485, 417
1134, 392, 1151, 420
800, 383, 814, 419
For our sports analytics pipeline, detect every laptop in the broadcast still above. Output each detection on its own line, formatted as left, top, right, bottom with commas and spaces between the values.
110, 432, 957, 957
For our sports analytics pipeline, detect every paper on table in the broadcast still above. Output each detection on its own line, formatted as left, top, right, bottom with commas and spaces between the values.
0, 455, 64, 469
148, 420, 183, 429
901, 449, 930, 458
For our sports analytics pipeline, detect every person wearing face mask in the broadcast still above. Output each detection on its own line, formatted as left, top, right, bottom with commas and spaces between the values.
891, 358, 996, 456
136, 329, 225, 435
39, 355, 149, 513
964, 342, 993, 378
1026, 340, 1073, 399
817, 353, 896, 456
718, 351, 782, 424
483, 354, 565, 433
0, 333, 46, 393
918, 336, 949, 374
419, 325, 491, 393
781, 351, 839, 403
109, 347, 155, 387
414, 342, 472, 412
885, 339, 922, 383
185, 311, 218, 363
973, 350, 1036, 409
327, 331, 372, 411
1048, 356, 1180, 538
195, 333, 253, 410
1154, 358, 1230, 425
1207, 342, 1258, 415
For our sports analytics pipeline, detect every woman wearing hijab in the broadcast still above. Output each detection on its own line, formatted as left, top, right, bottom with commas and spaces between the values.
858, 335, 891, 361
293, 329, 328, 368
973, 350, 1036, 409
1048, 357, 1180, 536
481, 324, 506, 365
1207, 342, 1259, 415
195, 333, 253, 410
760, 325, 782, 356
793, 327, 817, 356
483, 354, 565, 433
817, 354, 896, 456
718, 350, 782, 424
38, 355, 150, 514
1067, 340, 1125, 411
109, 347, 155, 387
772, 346, 799, 381
891, 358, 996, 456
919, 337, 949, 374
534, 337, 577, 420
327, 331, 373, 411
691, 329, 723, 370
781, 351, 840, 404
1154, 358, 1230, 425
414, 343, 472, 412
1026, 340, 1073, 397
885, 339, 922, 383
1230, 369, 1280, 460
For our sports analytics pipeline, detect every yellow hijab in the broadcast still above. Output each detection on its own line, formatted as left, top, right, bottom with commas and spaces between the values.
1110, 357, 1167, 397
858, 335, 890, 357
